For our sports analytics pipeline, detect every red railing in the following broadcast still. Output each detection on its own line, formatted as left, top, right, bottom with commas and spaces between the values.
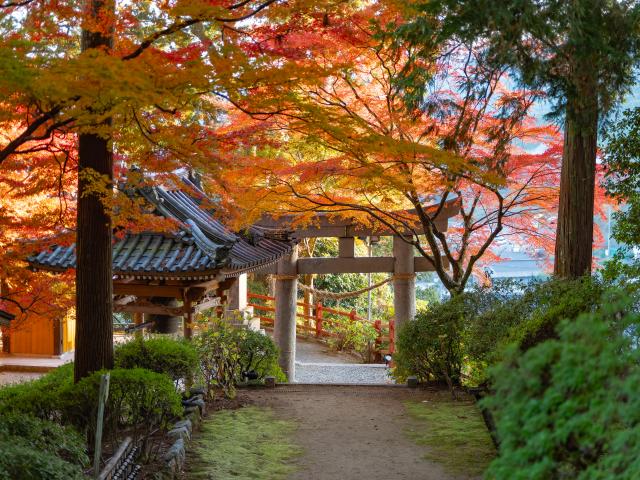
247, 292, 395, 355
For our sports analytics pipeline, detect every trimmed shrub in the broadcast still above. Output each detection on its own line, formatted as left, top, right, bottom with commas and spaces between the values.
63, 367, 182, 443
392, 296, 466, 386
0, 362, 74, 420
483, 296, 640, 479
115, 336, 198, 386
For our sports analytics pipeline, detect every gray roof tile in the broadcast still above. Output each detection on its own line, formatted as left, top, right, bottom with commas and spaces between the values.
28, 179, 294, 279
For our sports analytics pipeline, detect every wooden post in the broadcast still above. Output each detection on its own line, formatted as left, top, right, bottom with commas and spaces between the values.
315, 302, 323, 338
275, 246, 298, 381
338, 237, 355, 258
389, 320, 395, 354
393, 235, 416, 346
93, 373, 110, 479
227, 273, 247, 311
133, 312, 143, 339
183, 299, 193, 340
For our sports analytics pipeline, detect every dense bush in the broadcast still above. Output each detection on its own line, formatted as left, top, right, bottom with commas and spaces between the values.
63, 367, 182, 443
237, 328, 287, 383
0, 362, 74, 419
483, 296, 640, 479
194, 321, 285, 398
325, 316, 378, 362
115, 336, 198, 387
195, 325, 241, 398
0, 414, 88, 467
503, 277, 604, 351
0, 441, 85, 480
392, 296, 466, 386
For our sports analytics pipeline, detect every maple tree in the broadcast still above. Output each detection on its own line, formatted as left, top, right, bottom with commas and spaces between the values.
0, 0, 343, 380
0, 130, 76, 342
208, 4, 564, 295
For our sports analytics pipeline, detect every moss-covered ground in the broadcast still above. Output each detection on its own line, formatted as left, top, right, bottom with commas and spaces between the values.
188, 406, 302, 480
404, 399, 496, 477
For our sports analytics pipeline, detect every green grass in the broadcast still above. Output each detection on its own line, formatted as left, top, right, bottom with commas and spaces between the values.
404, 399, 496, 477
188, 406, 302, 480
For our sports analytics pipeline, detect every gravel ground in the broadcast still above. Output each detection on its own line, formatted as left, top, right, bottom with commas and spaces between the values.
0, 371, 43, 385
293, 337, 395, 384
294, 362, 394, 384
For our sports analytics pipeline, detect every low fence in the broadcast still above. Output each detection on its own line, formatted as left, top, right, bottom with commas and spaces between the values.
247, 293, 395, 356
97, 436, 141, 480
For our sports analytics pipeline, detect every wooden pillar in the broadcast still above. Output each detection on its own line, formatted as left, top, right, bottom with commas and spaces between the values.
133, 312, 143, 339
183, 299, 193, 340
338, 236, 355, 258
275, 246, 298, 382
393, 236, 416, 346
227, 273, 248, 311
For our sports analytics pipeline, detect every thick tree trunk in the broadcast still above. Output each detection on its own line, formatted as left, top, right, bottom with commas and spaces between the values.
553, 97, 598, 279
74, 0, 115, 382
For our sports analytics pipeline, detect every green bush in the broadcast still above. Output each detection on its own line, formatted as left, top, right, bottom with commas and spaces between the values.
483, 296, 640, 479
115, 336, 198, 387
0, 363, 74, 419
0, 414, 88, 467
63, 367, 182, 443
325, 316, 378, 362
392, 296, 466, 386
194, 321, 286, 398
462, 277, 606, 384
194, 324, 242, 398
0, 441, 85, 480
237, 329, 287, 383
504, 277, 604, 351
0, 399, 87, 480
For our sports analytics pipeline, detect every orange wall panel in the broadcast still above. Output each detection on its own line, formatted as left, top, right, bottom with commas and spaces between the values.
9, 315, 54, 355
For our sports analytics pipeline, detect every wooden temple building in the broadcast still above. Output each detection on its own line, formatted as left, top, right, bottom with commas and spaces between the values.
19, 177, 296, 355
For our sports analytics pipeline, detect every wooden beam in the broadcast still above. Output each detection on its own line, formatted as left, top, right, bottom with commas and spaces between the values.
194, 297, 222, 313
114, 304, 184, 316
185, 287, 208, 302
113, 283, 183, 298
296, 256, 440, 274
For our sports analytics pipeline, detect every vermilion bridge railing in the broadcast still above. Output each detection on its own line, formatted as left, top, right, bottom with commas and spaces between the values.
247, 292, 395, 356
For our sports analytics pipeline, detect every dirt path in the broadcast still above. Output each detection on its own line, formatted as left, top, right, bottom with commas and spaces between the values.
249, 385, 467, 480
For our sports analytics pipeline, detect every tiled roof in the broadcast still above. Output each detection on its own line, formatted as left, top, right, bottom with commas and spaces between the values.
29, 179, 295, 280
0, 309, 14, 327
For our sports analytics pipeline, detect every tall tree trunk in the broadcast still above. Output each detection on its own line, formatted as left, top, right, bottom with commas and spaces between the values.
74, 0, 115, 382
553, 95, 598, 279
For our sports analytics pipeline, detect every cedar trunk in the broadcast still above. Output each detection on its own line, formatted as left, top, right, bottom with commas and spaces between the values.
74, 0, 115, 382
553, 99, 598, 278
